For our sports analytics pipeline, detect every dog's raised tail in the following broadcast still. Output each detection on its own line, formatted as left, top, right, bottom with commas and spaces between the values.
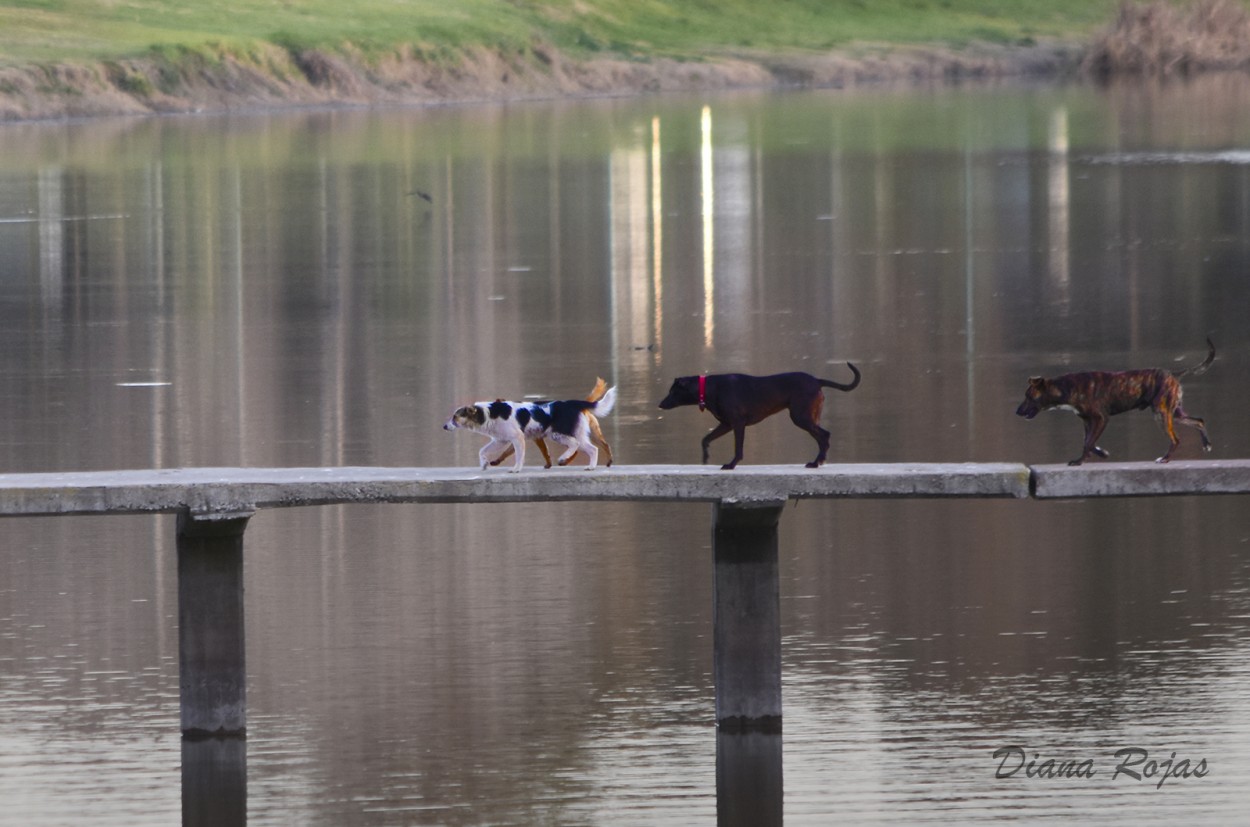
1176, 338, 1216, 378
592, 385, 618, 417
586, 377, 609, 403
820, 362, 861, 392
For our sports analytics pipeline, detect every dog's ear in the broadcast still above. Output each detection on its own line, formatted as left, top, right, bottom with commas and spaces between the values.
1028, 376, 1045, 388
674, 376, 700, 400
658, 376, 697, 409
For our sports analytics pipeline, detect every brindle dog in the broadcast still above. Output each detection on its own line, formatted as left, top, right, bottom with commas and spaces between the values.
1015, 339, 1215, 466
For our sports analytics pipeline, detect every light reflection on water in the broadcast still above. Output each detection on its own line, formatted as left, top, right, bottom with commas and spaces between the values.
2, 74, 1250, 824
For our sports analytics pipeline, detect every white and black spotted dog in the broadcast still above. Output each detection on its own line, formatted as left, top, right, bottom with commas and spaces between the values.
443, 386, 617, 471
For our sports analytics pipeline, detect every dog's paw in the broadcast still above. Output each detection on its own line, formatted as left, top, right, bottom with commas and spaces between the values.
1067, 459, 1084, 466
1155, 456, 1170, 464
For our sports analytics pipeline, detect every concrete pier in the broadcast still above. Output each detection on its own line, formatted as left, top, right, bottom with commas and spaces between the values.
0, 462, 1033, 516
177, 510, 252, 738
713, 502, 785, 731
1030, 459, 1250, 499
3, 459, 1249, 736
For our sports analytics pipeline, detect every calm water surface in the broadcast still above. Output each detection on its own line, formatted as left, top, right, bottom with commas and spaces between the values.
3, 75, 1250, 824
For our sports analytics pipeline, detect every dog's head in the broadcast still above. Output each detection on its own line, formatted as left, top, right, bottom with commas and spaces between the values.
1015, 377, 1059, 420
443, 404, 487, 431
658, 376, 699, 410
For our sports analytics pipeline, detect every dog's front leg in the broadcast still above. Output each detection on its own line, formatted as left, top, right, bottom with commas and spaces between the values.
1072, 415, 1109, 466
701, 422, 733, 465
479, 439, 507, 470
509, 438, 526, 472
722, 425, 746, 470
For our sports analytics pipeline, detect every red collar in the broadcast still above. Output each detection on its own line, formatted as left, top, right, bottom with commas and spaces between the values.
698, 375, 707, 411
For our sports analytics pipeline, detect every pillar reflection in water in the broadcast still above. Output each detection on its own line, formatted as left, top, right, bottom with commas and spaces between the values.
717, 730, 783, 827
1048, 106, 1071, 303
181, 737, 246, 827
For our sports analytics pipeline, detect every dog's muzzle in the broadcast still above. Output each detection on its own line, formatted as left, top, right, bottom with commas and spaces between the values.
1015, 402, 1040, 419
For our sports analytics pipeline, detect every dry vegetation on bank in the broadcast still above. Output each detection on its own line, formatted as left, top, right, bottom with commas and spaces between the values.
1085, 0, 1250, 75
0, 1, 1247, 122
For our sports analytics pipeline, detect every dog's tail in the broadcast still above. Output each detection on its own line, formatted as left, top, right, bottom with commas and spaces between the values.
1175, 338, 1216, 378
589, 385, 617, 417
820, 362, 861, 392
585, 377, 609, 403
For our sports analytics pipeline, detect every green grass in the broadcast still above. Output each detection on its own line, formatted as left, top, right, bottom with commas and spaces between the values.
0, 0, 535, 63
0, 0, 1153, 66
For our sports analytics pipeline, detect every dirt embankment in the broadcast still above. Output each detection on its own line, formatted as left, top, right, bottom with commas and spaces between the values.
0, 1, 1246, 122
0, 41, 1083, 122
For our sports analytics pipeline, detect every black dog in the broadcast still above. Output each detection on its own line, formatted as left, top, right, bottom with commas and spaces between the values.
658, 367, 861, 469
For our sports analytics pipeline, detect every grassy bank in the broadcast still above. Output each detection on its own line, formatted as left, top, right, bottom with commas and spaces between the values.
0, 0, 1246, 120
0, 0, 1120, 65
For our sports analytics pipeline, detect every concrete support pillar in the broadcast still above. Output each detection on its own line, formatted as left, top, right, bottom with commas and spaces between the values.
177, 509, 253, 738
712, 501, 784, 732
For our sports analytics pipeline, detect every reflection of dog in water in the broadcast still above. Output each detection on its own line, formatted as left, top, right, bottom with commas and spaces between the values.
657, 367, 861, 470
490, 378, 615, 468
1015, 339, 1214, 465
443, 382, 617, 471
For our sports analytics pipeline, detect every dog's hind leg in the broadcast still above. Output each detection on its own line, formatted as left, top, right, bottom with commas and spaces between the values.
551, 433, 581, 467
803, 423, 832, 468
587, 415, 613, 467
1174, 406, 1212, 453
534, 437, 554, 468
1156, 404, 1210, 462
557, 417, 603, 469
791, 400, 831, 468
579, 439, 600, 470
